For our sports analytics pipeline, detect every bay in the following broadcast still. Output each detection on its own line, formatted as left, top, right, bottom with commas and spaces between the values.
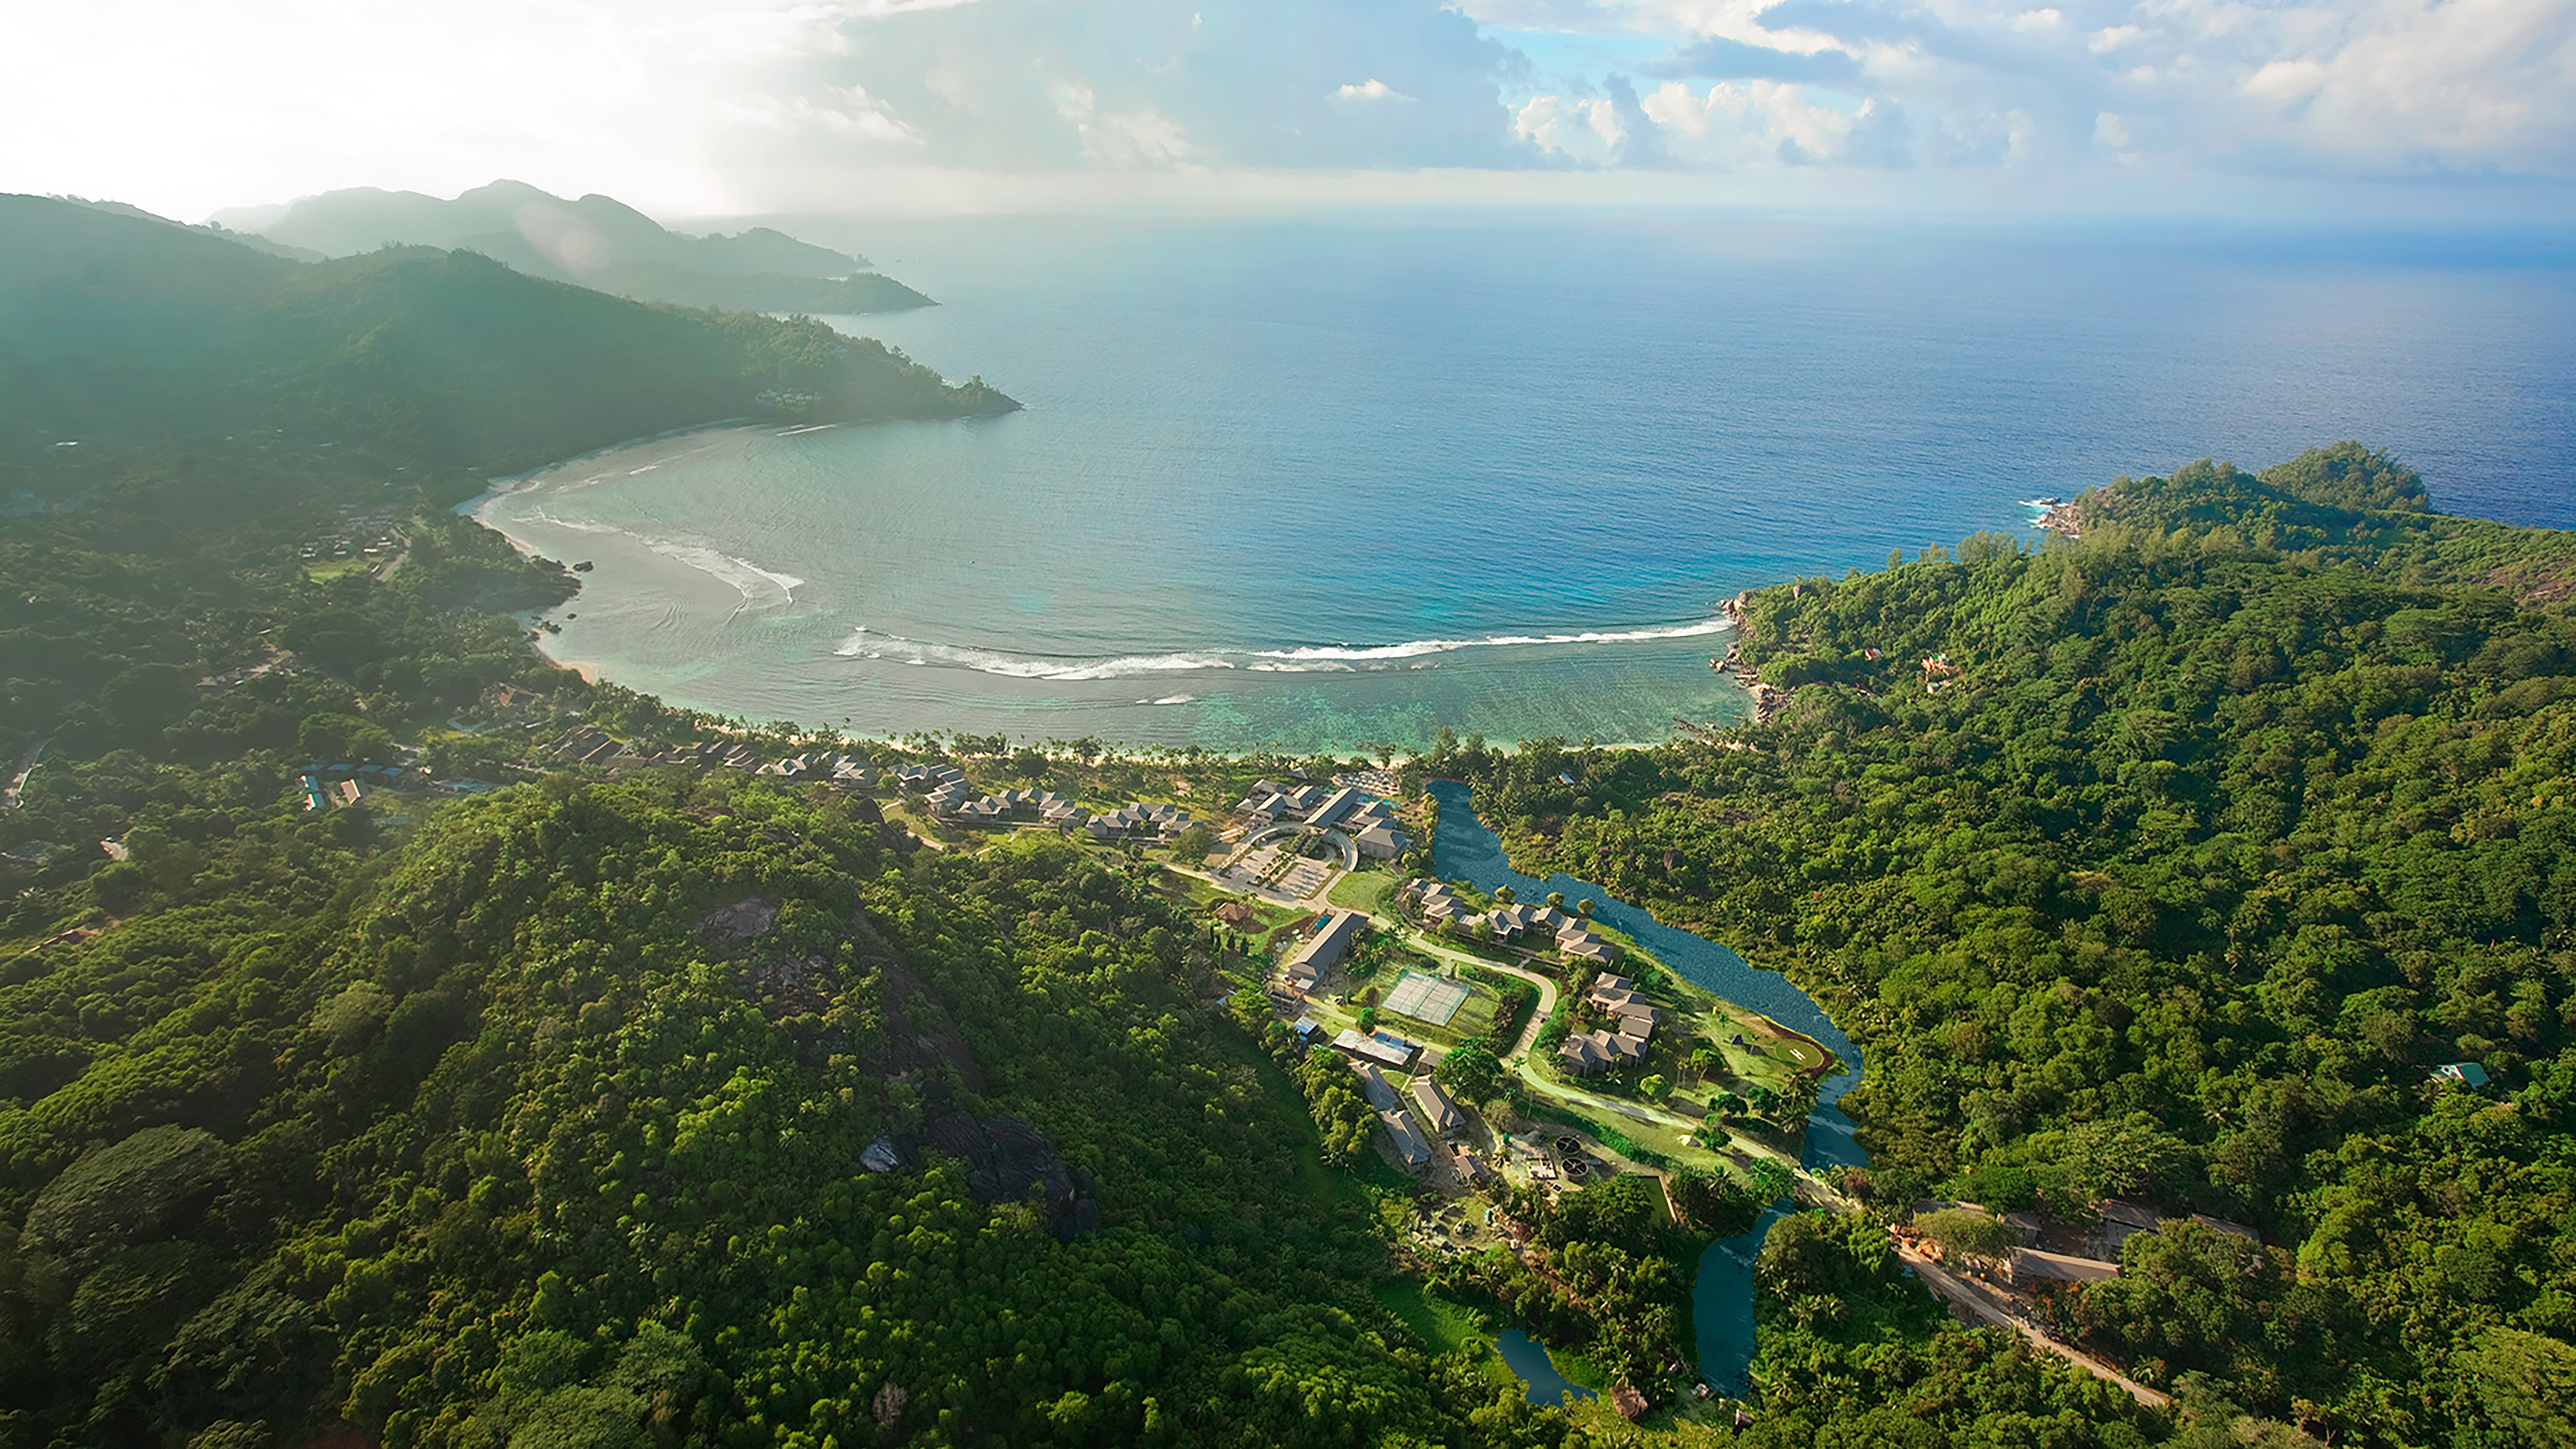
478, 214, 2576, 752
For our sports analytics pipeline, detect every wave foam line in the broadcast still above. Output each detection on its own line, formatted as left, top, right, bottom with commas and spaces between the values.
513, 511, 802, 606
835, 615, 1731, 681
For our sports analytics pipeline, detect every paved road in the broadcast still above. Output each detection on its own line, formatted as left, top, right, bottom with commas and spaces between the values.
1892, 1241, 2170, 1408
4, 736, 47, 809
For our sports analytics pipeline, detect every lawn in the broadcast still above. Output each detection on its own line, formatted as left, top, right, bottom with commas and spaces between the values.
1373, 1281, 1498, 1361
1327, 867, 1399, 917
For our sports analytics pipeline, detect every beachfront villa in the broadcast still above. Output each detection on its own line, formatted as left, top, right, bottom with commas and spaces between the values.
1084, 800, 1195, 839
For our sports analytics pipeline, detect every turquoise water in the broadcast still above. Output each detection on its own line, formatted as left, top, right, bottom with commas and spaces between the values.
1429, 779, 1861, 1393
480, 215, 2576, 752
1494, 1330, 1597, 1407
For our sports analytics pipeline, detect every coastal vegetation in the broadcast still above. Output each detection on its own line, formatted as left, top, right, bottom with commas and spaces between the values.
9, 185, 2576, 1445
1426, 444, 2576, 1445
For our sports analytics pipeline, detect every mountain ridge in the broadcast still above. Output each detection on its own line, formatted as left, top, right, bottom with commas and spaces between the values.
212, 179, 937, 315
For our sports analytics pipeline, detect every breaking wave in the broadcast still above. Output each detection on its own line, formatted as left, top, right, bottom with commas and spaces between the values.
833, 615, 1731, 681
511, 511, 802, 605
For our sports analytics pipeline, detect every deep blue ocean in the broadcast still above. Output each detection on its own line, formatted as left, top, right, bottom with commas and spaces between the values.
479, 214, 2576, 751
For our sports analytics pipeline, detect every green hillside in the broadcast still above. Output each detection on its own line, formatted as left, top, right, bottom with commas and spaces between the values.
0, 194, 1011, 468
1432, 446, 2576, 1446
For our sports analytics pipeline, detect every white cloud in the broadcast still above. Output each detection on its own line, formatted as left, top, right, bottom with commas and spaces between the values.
1516, 93, 1626, 164
2, 0, 2571, 219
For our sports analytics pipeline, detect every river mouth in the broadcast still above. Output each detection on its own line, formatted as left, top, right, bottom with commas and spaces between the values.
1426, 779, 1868, 1393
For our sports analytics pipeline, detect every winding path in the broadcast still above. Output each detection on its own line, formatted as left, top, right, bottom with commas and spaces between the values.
4, 736, 48, 809
1891, 1241, 2170, 1408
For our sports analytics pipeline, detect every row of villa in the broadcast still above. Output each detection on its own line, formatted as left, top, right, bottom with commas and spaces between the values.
900, 765, 1200, 841
1558, 973, 1664, 1076
1405, 880, 1620, 965
1235, 779, 1410, 860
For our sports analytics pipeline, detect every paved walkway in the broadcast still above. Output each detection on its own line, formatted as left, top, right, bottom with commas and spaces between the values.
1891, 1241, 2169, 1408
4, 736, 47, 809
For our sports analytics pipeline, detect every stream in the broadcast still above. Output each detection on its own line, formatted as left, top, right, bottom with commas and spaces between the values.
1426, 779, 1870, 1394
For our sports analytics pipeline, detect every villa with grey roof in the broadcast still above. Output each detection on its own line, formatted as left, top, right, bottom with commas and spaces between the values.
1236, 781, 1410, 858
1558, 972, 1662, 1077
1284, 909, 1366, 992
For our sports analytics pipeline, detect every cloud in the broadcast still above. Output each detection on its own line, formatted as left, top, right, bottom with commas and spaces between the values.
5, 0, 2572, 219
1644, 35, 1866, 85
758, 0, 1536, 172
1516, 92, 1626, 164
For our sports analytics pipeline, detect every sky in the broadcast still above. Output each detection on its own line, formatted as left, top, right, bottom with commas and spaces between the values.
3, 0, 2572, 223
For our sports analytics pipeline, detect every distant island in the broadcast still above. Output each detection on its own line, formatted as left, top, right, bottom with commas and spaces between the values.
0, 193, 1010, 466
210, 179, 939, 316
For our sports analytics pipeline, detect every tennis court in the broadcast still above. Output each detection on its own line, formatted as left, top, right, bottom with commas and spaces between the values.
1383, 970, 1470, 1027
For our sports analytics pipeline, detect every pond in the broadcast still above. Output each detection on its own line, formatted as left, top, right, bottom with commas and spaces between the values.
1494, 1330, 1598, 1406
1427, 779, 1871, 1393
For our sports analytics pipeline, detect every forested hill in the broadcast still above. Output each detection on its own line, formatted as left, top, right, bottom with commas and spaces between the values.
1431, 443, 2576, 1445
0, 777, 1561, 1448
0, 194, 1012, 469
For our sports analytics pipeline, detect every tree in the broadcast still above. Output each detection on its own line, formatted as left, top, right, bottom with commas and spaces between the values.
1916, 1207, 2019, 1271
1434, 1039, 1507, 1103
1494, 884, 1515, 905
1574, 898, 1594, 919
1547, 892, 1565, 910
1638, 1074, 1668, 1101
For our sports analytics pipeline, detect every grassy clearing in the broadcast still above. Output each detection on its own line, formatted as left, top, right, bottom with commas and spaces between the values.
1374, 1281, 1496, 1359
301, 557, 374, 582
1328, 868, 1399, 917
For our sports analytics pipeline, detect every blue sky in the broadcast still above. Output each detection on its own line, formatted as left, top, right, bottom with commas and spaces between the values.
5, 0, 2571, 221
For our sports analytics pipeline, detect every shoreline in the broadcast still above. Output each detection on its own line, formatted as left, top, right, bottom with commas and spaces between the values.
460, 427, 1774, 757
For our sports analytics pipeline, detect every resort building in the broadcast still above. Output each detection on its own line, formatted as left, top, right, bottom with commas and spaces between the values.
760, 752, 876, 788
895, 762, 969, 792
1585, 975, 1663, 1038
1085, 801, 1193, 840
1557, 920, 1619, 965
1333, 1028, 1418, 1072
1353, 1062, 1403, 1113
1558, 973, 1660, 1076
1380, 1108, 1432, 1170
1354, 822, 1408, 859
1285, 909, 1365, 990
1558, 1028, 1646, 1076
1235, 781, 1410, 856
1410, 1075, 1466, 1136
1408, 880, 1475, 928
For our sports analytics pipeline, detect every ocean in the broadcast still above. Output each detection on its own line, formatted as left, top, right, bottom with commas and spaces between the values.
478, 214, 2576, 752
